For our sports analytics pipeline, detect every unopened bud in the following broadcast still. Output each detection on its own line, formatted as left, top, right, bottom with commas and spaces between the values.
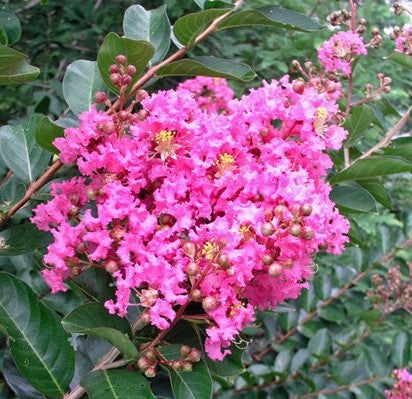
301, 203, 313, 216
268, 263, 283, 277
137, 357, 151, 371
115, 54, 127, 64
138, 109, 149, 121
182, 361, 193, 372
260, 127, 270, 138
283, 259, 294, 269
136, 90, 149, 102
371, 27, 380, 36
110, 73, 121, 85
274, 205, 286, 219
159, 213, 176, 227
95, 91, 107, 104
376, 73, 384, 80
75, 242, 87, 254
191, 289, 202, 301
146, 349, 157, 362
122, 75, 132, 85
383, 76, 392, 86
126, 65, 137, 76
262, 254, 273, 265
261, 222, 275, 237
290, 224, 302, 237
264, 207, 273, 222
180, 345, 191, 356
302, 226, 314, 240
141, 312, 151, 324
69, 205, 79, 216
109, 64, 118, 74
71, 266, 82, 276
145, 367, 157, 378
217, 253, 231, 270
171, 360, 182, 371
292, 80, 305, 94
104, 259, 119, 273
202, 296, 218, 312
291, 204, 301, 216
359, 18, 367, 26
188, 348, 201, 363
365, 83, 373, 92
186, 262, 199, 276
383, 86, 391, 93
86, 188, 96, 200
182, 241, 197, 258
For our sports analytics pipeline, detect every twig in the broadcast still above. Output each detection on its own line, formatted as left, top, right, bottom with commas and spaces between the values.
253, 235, 412, 362
0, 160, 63, 228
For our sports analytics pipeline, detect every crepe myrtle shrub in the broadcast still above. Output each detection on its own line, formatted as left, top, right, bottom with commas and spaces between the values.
0, 0, 411, 398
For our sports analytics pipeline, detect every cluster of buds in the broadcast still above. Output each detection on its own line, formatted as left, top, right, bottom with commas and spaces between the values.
369, 27, 383, 48
357, 18, 367, 34
364, 73, 392, 96
329, 9, 351, 26
390, 25, 412, 55
109, 55, 136, 88
136, 346, 201, 378
367, 264, 412, 315
393, 2, 406, 16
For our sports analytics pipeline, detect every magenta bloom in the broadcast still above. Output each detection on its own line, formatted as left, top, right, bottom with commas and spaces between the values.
395, 25, 412, 55
386, 369, 412, 399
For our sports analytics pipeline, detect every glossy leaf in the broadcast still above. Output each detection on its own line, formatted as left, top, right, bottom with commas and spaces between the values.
71, 268, 115, 303
0, 44, 39, 84
330, 156, 412, 184
0, 114, 51, 181
63, 303, 137, 360
330, 183, 377, 212
387, 53, 412, 71
207, 345, 244, 377
173, 9, 229, 47
356, 179, 392, 209
0, 223, 52, 256
123, 5, 171, 65
0, 8, 21, 45
97, 32, 154, 94
344, 105, 376, 144
156, 56, 256, 82
81, 370, 156, 399
308, 329, 332, 357
63, 60, 107, 116
0, 273, 74, 397
218, 6, 321, 32
392, 331, 410, 368
35, 117, 64, 155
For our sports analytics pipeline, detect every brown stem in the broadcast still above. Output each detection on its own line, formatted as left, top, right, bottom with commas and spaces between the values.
0, 160, 63, 228
350, 86, 384, 108
253, 235, 412, 362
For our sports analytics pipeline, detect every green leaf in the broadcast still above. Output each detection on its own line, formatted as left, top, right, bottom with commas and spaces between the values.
97, 32, 154, 94
0, 114, 52, 181
123, 5, 171, 65
291, 349, 309, 373
0, 44, 39, 84
0, 223, 52, 256
158, 345, 213, 399
382, 142, 412, 163
344, 105, 376, 145
0, 8, 21, 46
330, 183, 377, 212
308, 329, 332, 357
81, 370, 156, 399
392, 331, 410, 368
356, 179, 392, 209
274, 350, 292, 373
35, 117, 64, 155
386, 53, 412, 71
71, 268, 115, 303
217, 6, 321, 32
173, 9, 229, 47
207, 345, 244, 377
62, 60, 107, 116
156, 56, 255, 82
330, 156, 412, 184
0, 273, 74, 397
62, 303, 137, 360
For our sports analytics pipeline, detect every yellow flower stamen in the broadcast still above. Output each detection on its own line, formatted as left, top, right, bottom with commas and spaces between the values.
202, 241, 220, 260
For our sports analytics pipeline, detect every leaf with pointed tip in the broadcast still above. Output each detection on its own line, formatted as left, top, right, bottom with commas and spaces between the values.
123, 5, 171, 65
0, 114, 51, 181
63, 60, 107, 116
0, 273, 74, 397
330, 183, 377, 213
63, 303, 137, 360
0, 44, 39, 84
217, 6, 321, 32
392, 331, 410, 368
207, 345, 244, 377
344, 105, 377, 145
35, 117, 64, 155
97, 33, 154, 94
0, 8, 21, 46
156, 56, 255, 82
386, 53, 412, 71
356, 179, 392, 209
81, 370, 156, 399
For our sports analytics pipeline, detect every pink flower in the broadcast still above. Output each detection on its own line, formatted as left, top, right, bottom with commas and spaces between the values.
386, 369, 412, 399
395, 25, 412, 55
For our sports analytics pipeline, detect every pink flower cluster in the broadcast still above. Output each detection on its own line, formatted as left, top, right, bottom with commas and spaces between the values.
32, 75, 349, 360
318, 30, 367, 75
386, 369, 412, 399
395, 25, 412, 55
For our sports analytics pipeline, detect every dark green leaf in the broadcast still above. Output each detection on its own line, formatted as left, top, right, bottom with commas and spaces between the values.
123, 5, 171, 65
0, 224, 52, 256
81, 370, 156, 399
62, 60, 107, 116
0, 273, 74, 397
330, 156, 412, 184
35, 117, 64, 155
71, 268, 115, 303
356, 179, 392, 209
156, 56, 255, 82
173, 9, 229, 47
0, 8, 21, 46
97, 32, 154, 94
291, 349, 309, 373
392, 331, 410, 368
308, 329, 332, 356
207, 345, 244, 377
344, 105, 376, 145
0, 44, 39, 84
218, 6, 321, 32
63, 303, 137, 360
330, 183, 377, 212
386, 53, 412, 71
0, 114, 51, 181
274, 350, 292, 373
382, 142, 412, 163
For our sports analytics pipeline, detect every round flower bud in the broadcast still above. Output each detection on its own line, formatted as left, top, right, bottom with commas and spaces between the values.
180, 345, 191, 356
160, 213, 176, 227
182, 241, 197, 258
260, 127, 270, 138
69, 205, 79, 216
104, 259, 119, 273
202, 296, 218, 312
126, 65, 137, 76
137, 357, 151, 371
302, 226, 314, 240
264, 207, 273, 222
191, 289, 202, 301
102, 121, 116, 133
290, 224, 302, 237
274, 205, 285, 219
145, 367, 157, 378
262, 254, 273, 265
182, 361, 193, 372
268, 263, 283, 278
95, 91, 107, 104
141, 312, 151, 324
75, 242, 87, 254
301, 203, 313, 217
383, 86, 391, 93
110, 73, 121, 85
136, 89, 149, 102
71, 266, 82, 276
122, 75, 132, 85
261, 222, 275, 237
292, 80, 305, 94
359, 18, 367, 25
217, 253, 231, 270
145, 349, 157, 362
283, 259, 294, 269
86, 188, 96, 200
371, 27, 380, 36
109, 64, 118, 74
171, 360, 182, 371
291, 204, 301, 216
115, 54, 127, 64
188, 348, 201, 363
383, 76, 392, 86
138, 109, 149, 121
186, 262, 199, 276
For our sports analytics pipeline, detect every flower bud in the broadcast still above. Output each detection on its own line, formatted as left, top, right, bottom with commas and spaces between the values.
383, 76, 392, 86
182, 241, 197, 258
264, 207, 273, 222
290, 224, 302, 237
274, 205, 285, 219
110, 73, 121, 85
122, 75, 132, 85
262, 254, 273, 265
268, 262, 283, 277
138, 109, 149, 121
69, 205, 79, 216
95, 91, 107, 104
71, 266, 82, 276
180, 345, 191, 356
126, 65, 137, 76
109, 64, 118, 74
217, 253, 231, 270
186, 262, 199, 276
146, 349, 157, 361
302, 226, 314, 240
371, 27, 380, 36
104, 259, 119, 273
102, 121, 116, 133
86, 188, 96, 200
191, 289, 202, 301
75, 242, 87, 254
364, 83, 373, 92
141, 312, 151, 324
291, 204, 301, 216
261, 222, 275, 237
136, 90, 149, 102
383, 86, 391, 93
188, 348, 201, 362
202, 296, 218, 312
292, 80, 305, 94
115, 54, 127, 64
171, 360, 183, 371
283, 259, 294, 269
145, 367, 157, 378
137, 357, 151, 371
301, 203, 313, 216
182, 361, 193, 372
359, 18, 367, 25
